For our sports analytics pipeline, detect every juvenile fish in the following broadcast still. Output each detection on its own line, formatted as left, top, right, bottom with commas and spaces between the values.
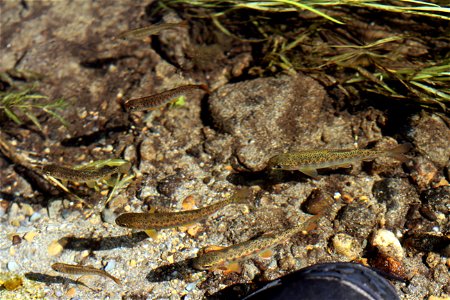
124, 84, 209, 112
192, 214, 321, 272
117, 21, 188, 40
51, 263, 121, 285
41, 164, 123, 182
115, 188, 252, 230
267, 143, 412, 178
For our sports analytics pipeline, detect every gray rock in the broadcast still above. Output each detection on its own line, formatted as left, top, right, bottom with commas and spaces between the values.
47, 200, 63, 218
421, 186, 450, 217
209, 75, 327, 171
337, 202, 381, 240
208, 74, 384, 171
410, 113, 450, 167
7, 203, 19, 221
372, 178, 420, 228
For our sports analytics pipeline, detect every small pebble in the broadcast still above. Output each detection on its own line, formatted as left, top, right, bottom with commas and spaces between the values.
425, 252, 441, 268
302, 189, 334, 215
12, 235, 21, 245
21, 203, 34, 216
48, 238, 67, 256
182, 195, 197, 210
61, 209, 73, 219
7, 203, 19, 219
23, 231, 38, 242
332, 233, 362, 259
29, 212, 42, 222
101, 208, 116, 224
185, 282, 196, 292
66, 287, 76, 297
129, 259, 137, 267
105, 260, 116, 272
10, 218, 22, 227
89, 214, 102, 225
2, 276, 23, 291
0, 200, 9, 217
341, 193, 353, 203
370, 252, 406, 279
48, 200, 63, 218
7, 261, 20, 272
372, 229, 404, 260
167, 255, 175, 264
80, 250, 90, 259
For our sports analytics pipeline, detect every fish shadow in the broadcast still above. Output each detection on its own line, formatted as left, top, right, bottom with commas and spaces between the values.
206, 282, 259, 300
226, 169, 308, 188
25, 272, 81, 286
146, 258, 196, 283
63, 231, 148, 251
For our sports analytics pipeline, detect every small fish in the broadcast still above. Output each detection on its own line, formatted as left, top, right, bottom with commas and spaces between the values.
51, 263, 121, 285
124, 84, 209, 112
115, 188, 252, 230
117, 21, 188, 40
41, 164, 125, 182
267, 143, 412, 178
192, 214, 321, 272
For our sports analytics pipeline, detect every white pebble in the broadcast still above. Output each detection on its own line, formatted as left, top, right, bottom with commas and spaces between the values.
185, 282, 196, 291
372, 229, 404, 260
105, 260, 116, 272
30, 212, 42, 222
7, 261, 19, 272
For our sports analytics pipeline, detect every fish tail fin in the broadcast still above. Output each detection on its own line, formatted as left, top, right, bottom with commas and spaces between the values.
109, 274, 122, 285
178, 20, 189, 28
232, 187, 253, 206
386, 143, 412, 163
198, 84, 211, 94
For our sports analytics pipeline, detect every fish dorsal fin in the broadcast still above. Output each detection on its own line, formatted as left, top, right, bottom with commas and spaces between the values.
203, 245, 226, 253
149, 206, 173, 213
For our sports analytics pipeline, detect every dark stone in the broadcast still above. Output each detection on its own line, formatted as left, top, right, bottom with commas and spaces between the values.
337, 202, 380, 240
372, 178, 420, 228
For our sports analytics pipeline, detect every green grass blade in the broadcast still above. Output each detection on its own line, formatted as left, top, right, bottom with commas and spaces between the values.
3, 107, 23, 125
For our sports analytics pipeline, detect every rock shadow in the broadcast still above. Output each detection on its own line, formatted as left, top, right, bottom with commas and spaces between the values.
226, 169, 308, 188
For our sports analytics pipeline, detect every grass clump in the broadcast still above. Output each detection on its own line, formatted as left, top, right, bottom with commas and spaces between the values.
159, 0, 449, 111
0, 88, 68, 130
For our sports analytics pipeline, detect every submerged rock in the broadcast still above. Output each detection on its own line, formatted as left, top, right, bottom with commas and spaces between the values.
372, 178, 419, 229
208, 75, 327, 171
410, 113, 450, 168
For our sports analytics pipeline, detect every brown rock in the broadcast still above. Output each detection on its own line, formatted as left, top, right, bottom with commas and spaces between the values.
301, 189, 334, 215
